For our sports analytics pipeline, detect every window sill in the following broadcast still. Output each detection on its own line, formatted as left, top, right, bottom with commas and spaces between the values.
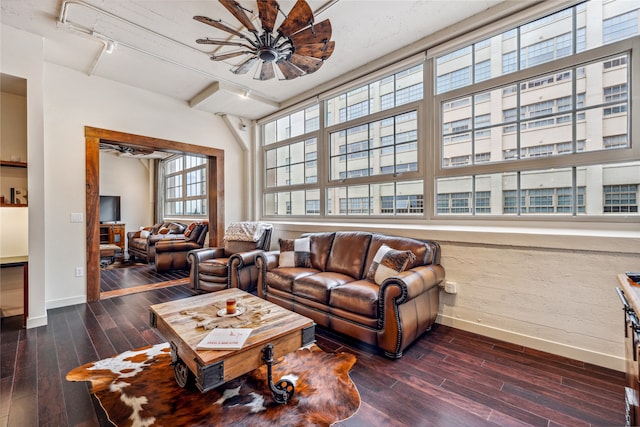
264, 219, 639, 254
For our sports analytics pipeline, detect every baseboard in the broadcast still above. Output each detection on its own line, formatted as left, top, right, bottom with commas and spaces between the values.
436, 314, 624, 372
46, 295, 87, 310
26, 314, 47, 328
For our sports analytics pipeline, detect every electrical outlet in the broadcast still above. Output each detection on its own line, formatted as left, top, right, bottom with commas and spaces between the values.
444, 281, 458, 294
75, 267, 84, 277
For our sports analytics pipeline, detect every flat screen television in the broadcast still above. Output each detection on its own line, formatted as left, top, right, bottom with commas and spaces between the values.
99, 195, 121, 223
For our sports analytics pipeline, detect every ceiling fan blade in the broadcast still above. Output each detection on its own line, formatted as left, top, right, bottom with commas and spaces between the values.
289, 19, 332, 46
219, 0, 258, 33
194, 16, 253, 43
211, 51, 253, 61
288, 54, 323, 74
258, 62, 276, 80
295, 41, 335, 60
277, 0, 313, 37
276, 59, 304, 80
232, 56, 259, 74
196, 38, 253, 49
257, 0, 279, 33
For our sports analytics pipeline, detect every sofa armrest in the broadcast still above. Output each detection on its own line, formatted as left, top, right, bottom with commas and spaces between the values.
377, 264, 445, 358
187, 247, 225, 264
126, 230, 140, 240
255, 250, 281, 297
230, 249, 263, 268
380, 264, 445, 304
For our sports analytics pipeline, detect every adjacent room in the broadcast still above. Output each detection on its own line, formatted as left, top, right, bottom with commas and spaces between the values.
1, 0, 638, 425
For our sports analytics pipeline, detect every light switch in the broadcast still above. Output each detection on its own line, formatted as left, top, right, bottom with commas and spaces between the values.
70, 212, 83, 223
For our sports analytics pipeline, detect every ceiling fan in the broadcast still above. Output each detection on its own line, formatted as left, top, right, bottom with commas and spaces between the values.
99, 142, 155, 157
194, 0, 335, 80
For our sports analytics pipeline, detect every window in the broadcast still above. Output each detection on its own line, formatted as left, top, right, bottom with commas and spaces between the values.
162, 154, 207, 217
327, 64, 423, 126
604, 184, 638, 213
261, 0, 639, 222
435, 0, 638, 217
329, 111, 418, 181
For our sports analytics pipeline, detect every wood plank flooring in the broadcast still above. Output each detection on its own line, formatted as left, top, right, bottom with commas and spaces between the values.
1, 285, 625, 426
100, 263, 189, 292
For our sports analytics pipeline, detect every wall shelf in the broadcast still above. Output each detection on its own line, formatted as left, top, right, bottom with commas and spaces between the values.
0, 161, 27, 168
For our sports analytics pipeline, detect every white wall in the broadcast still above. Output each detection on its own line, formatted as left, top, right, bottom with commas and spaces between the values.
43, 62, 244, 310
2, 23, 246, 326
267, 222, 639, 371
1, 25, 46, 328
100, 153, 154, 239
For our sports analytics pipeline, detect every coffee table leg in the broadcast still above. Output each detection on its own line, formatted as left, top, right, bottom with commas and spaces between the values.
170, 341, 191, 388
262, 344, 295, 404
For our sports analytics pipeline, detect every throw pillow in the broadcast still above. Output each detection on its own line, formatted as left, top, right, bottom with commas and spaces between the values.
168, 223, 185, 234
184, 222, 196, 238
279, 237, 312, 268
366, 244, 416, 285
158, 227, 170, 235
140, 230, 150, 239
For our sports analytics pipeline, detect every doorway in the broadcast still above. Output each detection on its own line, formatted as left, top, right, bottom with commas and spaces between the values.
85, 127, 225, 301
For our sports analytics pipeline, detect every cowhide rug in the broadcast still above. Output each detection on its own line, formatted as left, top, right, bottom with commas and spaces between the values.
66, 343, 360, 427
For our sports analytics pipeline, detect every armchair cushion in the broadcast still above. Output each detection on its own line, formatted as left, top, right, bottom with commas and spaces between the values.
366, 244, 416, 285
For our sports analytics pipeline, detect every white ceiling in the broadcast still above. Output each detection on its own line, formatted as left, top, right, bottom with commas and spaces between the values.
1, 0, 509, 120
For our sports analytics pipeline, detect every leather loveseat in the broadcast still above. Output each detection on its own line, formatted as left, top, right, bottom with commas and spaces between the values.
155, 221, 209, 272
256, 231, 445, 359
127, 222, 188, 263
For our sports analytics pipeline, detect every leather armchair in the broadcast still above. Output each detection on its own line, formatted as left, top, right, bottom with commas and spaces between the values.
154, 222, 209, 272
187, 222, 272, 293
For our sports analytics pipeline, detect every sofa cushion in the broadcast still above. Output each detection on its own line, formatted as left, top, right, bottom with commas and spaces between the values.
129, 238, 147, 251
325, 232, 372, 279
366, 244, 416, 285
329, 280, 380, 318
278, 237, 312, 268
267, 268, 317, 293
293, 272, 353, 304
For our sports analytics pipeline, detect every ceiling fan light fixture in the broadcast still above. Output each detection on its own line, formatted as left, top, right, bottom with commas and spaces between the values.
195, 0, 334, 81
258, 47, 278, 63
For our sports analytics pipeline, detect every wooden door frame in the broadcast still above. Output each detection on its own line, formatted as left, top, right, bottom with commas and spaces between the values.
85, 127, 225, 301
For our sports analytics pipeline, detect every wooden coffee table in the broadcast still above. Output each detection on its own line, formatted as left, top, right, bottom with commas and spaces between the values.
149, 288, 315, 402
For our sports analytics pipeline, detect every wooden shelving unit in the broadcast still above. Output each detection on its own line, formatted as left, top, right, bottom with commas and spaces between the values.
100, 223, 126, 250
0, 161, 28, 206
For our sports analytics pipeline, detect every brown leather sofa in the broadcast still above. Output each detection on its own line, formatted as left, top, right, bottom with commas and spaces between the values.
154, 222, 209, 272
187, 222, 273, 293
127, 222, 188, 263
256, 231, 444, 359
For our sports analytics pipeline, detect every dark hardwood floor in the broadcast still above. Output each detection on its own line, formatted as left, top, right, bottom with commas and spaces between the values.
100, 262, 189, 292
1, 284, 625, 426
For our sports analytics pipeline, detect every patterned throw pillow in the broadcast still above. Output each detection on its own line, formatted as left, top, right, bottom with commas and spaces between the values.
278, 237, 312, 268
366, 244, 416, 285
184, 222, 196, 238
